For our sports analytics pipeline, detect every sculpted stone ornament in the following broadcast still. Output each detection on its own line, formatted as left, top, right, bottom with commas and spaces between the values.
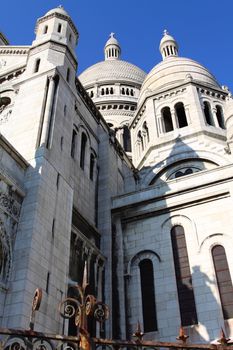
0, 190, 21, 220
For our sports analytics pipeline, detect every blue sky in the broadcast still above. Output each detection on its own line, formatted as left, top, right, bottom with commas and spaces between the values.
1, 1, 232, 90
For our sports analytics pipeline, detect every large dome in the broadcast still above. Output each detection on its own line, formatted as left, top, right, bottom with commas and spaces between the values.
79, 59, 146, 88
138, 56, 221, 104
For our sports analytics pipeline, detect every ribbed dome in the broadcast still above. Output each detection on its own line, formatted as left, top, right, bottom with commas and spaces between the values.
138, 56, 221, 104
45, 6, 69, 17
79, 60, 146, 88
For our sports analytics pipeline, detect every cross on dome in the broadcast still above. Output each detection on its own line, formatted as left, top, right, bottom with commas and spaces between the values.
159, 29, 179, 60
104, 33, 121, 61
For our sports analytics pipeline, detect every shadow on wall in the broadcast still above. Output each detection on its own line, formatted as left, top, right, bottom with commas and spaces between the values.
123, 136, 228, 342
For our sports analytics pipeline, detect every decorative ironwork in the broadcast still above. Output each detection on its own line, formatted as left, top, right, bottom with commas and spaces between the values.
217, 328, 230, 345
176, 326, 189, 343
133, 321, 144, 342
0, 283, 233, 350
29, 287, 42, 330
58, 263, 109, 350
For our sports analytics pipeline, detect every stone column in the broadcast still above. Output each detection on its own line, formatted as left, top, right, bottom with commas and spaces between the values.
157, 114, 163, 135
212, 107, 219, 127
40, 75, 56, 147
171, 108, 178, 129
115, 83, 121, 96
184, 104, 191, 125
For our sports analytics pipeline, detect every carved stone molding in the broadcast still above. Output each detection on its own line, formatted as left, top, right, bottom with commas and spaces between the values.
0, 190, 21, 221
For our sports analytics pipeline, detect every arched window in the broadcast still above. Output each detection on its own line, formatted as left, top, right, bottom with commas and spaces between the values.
57, 23, 62, 33
139, 259, 157, 332
212, 245, 233, 319
101, 88, 104, 95
142, 121, 149, 143
162, 107, 173, 132
34, 58, 41, 73
71, 129, 77, 158
174, 171, 183, 178
80, 133, 87, 169
123, 125, 131, 152
175, 102, 188, 128
216, 105, 225, 129
184, 168, 193, 175
204, 101, 214, 126
110, 87, 114, 94
137, 131, 144, 152
106, 88, 109, 95
122, 88, 125, 95
171, 225, 198, 326
90, 153, 95, 180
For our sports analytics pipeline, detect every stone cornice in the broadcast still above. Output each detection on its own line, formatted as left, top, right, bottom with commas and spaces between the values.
0, 46, 30, 55
112, 163, 233, 215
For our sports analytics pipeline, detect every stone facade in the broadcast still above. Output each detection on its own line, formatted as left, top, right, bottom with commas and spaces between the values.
1, 6, 233, 345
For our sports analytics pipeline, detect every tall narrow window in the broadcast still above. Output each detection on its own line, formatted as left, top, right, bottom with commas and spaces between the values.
212, 245, 233, 319
123, 126, 131, 152
139, 259, 157, 332
43, 25, 48, 34
171, 225, 198, 326
175, 102, 188, 128
204, 101, 214, 126
142, 121, 149, 143
137, 131, 144, 152
216, 105, 225, 129
34, 58, 41, 73
162, 107, 173, 132
57, 23, 62, 33
71, 129, 77, 158
80, 133, 87, 169
90, 153, 95, 180
66, 68, 70, 83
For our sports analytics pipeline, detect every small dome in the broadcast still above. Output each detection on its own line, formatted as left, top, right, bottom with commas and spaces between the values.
160, 30, 179, 60
160, 30, 178, 48
45, 6, 69, 17
138, 56, 221, 104
105, 33, 120, 48
104, 33, 121, 60
79, 60, 146, 88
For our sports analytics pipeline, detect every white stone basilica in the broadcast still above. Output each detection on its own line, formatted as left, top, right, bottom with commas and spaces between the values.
1, 6, 233, 344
